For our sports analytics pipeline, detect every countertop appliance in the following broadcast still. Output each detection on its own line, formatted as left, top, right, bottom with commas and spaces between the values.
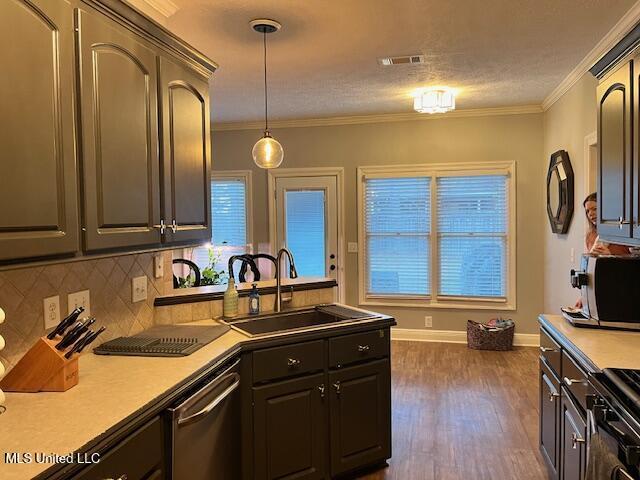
588, 369, 640, 478
564, 255, 640, 330
166, 357, 241, 480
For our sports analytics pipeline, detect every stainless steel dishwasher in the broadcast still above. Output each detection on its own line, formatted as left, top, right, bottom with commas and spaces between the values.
167, 357, 241, 479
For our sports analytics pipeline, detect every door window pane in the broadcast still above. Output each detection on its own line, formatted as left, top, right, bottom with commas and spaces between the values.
285, 190, 326, 277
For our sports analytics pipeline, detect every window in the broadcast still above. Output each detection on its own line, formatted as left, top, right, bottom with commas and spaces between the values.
191, 172, 252, 273
358, 163, 515, 309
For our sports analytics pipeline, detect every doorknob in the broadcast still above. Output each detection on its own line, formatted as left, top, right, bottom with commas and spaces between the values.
329, 254, 335, 259
330, 265, 336, 271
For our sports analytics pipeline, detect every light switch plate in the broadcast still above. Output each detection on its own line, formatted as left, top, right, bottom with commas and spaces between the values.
68, 290, 90, 317
43, 296, 61, 330
348, 242, 358, 253
132, 276, 148, 303
154, 254, 164, 278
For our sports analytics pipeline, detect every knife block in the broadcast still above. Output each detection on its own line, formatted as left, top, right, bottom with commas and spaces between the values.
0, 337, 79, 393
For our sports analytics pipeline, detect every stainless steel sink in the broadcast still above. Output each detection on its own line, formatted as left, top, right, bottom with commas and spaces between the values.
222, 304, 379, 337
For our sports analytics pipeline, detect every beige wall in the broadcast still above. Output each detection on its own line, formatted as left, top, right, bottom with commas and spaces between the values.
542, 74, 598, 313
212, 114, 545, 333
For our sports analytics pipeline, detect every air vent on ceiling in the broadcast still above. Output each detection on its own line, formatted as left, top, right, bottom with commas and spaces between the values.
378, 54, 425, 66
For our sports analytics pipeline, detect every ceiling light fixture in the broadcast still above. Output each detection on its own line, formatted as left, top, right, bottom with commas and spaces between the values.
413, 87, 456, 114
250, 18, 283, 169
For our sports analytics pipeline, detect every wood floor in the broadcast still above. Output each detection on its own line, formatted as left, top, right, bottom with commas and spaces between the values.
358, 341, 547, 480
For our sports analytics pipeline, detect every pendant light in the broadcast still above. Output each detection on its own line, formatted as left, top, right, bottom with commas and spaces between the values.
250, 19, 283, 169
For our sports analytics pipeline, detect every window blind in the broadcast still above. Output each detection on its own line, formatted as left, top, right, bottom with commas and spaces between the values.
192, 178, 247, 271
364, 177, 430, 296
437, 175, 507, 298
285, 190, 326, 277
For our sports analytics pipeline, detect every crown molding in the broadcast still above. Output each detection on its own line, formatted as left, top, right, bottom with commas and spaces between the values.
542, 0, 640, 111
212, 105, 543, 131
135, 0, 178, 18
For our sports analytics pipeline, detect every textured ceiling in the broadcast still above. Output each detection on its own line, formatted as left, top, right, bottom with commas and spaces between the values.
162, 0, 636, 123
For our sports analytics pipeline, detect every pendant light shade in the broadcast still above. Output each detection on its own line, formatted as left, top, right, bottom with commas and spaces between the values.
251, 19, 283, 169
252, 132, 283, 169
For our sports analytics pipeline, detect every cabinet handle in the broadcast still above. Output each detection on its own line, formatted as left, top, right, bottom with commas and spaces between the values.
564, 377, 587, 386
548, 391, 560, 402
333, 381, 341, 396
287, 358, 301, 367
318, 384, 325, 399
104, 475, 127, 480
619, 217, 631, 228
357, 344, 370, 352
153, 220, 166, 234
539, 346, 557, 353
171, 219, 178, 233
571, 432, 585, 449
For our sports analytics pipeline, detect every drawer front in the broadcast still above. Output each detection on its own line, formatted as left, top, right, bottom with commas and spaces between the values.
540, 328, 562, 378
561, 350, 590, 412
73, 416, 164, 480
329, 329, 389, 368
253, 340, 325, 384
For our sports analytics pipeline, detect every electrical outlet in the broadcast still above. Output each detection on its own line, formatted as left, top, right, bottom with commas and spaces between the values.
348, 242, 358, 253
132, 276, 148, 303
68, 290, 90, 317
424, 316, 433, 328
44, 296, 61, 330
154, 254, 164, 278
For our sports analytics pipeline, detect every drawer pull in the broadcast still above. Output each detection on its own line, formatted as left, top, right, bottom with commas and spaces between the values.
539, 346, 557, 353
318, 384, 325, 399
548, 391, 560, 402
564, 377, 587, 386
287, 358, 301, 367
357, 344, 370, 353
333, 381, 341, 396
571, 432, 585, 449
104, 476, 128, 480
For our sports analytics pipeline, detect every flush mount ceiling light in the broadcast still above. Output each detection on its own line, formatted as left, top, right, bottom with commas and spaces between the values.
413, 87, 456, 114
250, 18, 283, 169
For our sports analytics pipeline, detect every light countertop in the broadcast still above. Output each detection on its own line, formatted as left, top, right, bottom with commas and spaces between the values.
539, 314, 640, 371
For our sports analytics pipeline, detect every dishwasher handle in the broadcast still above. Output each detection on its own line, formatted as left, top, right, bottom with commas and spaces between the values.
177, 372, 240, 426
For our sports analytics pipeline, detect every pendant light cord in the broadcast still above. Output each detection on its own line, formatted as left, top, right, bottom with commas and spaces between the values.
263, 30, 268, 132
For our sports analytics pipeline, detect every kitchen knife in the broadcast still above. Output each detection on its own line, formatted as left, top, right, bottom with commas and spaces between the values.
56, 317, 96, 350
64, 330, 93, 359
76, 326, 106, 355
47, 307, 84, 340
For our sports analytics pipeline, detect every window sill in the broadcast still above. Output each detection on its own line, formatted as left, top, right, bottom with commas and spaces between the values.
359, 297, 516, 311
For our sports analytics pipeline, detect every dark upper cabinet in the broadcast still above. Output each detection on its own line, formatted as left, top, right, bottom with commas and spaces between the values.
539, 360, 560, 480
634, 55, 640, 240
158, 57, 212, 245
560, 391, 587, 480
0, 0, 79, 262
597, 59, 633, 241
328, 359, 391, 477
253, 373, 326, 480
77, 8, 162, 252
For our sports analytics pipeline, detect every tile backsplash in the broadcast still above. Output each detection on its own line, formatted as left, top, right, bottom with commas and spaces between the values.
0, 251, 173, 370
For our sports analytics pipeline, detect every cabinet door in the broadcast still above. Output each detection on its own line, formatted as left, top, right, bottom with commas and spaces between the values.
540, 360, 560, 479
329, 359, 391, 477
77, 8, 161, 251
597, 60, 633, 240
634, 55, 640, 241
0, 0, 79, 261
159, 57, 212, 245
253, 373, 326, 480
560, 391, 587, 480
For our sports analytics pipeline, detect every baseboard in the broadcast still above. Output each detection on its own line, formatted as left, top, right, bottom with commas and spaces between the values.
390, 327, 539, 347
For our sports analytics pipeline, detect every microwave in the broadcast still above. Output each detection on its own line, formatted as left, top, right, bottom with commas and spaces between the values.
565, 255, 640, 330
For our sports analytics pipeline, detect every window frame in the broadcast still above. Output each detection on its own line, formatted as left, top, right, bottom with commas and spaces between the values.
357, 162, 516, 310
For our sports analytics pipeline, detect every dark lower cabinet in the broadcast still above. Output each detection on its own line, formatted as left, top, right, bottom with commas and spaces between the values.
540, 360, 560, 479
560, 390, 587, 480
328, 359, 391, 477
253, 373, 327, 480
73, 416, 164, 480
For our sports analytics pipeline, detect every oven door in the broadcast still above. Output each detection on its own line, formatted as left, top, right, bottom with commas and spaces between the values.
588, 402, 640, 479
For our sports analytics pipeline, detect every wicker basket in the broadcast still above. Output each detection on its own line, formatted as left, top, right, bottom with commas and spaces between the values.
466, 320, 514, 351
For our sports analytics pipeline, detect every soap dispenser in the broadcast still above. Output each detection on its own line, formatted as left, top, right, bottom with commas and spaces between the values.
249, 283, 260, 315
223, 277, 239, 318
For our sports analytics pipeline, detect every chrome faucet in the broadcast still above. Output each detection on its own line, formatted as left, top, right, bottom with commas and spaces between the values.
275, 248, 298, 312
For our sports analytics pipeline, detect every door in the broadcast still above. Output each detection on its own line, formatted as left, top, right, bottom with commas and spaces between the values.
560, 391, 587, 480
0, 0, 79, 262
159, 56, 212, 245
274, 175, 338, 280
253, 373, 326, 480
540, 360, 560, 479
77, 8, 161, 252
329, 359, 391, 477
597, 60, 632, 241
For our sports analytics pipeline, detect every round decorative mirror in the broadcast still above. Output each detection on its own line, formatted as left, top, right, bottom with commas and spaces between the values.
546, 149, 574, 234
